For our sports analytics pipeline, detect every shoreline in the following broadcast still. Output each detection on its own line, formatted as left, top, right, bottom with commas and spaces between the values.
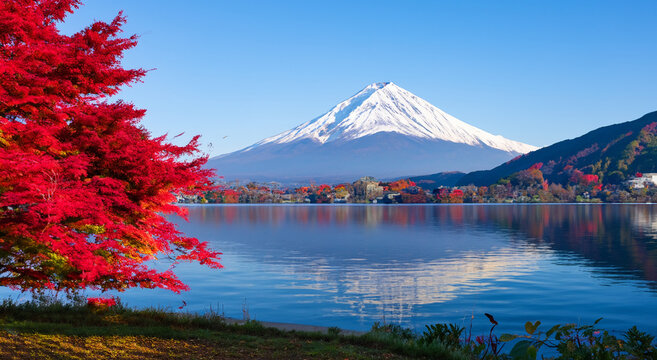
2, 300, 656, 359
180, 201, 657, 206
222, 317, 366, 336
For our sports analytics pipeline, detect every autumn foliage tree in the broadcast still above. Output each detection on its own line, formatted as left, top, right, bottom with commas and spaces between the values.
509, 163, 545, 188
387, 179, 416, 192
0, 0, 221, 293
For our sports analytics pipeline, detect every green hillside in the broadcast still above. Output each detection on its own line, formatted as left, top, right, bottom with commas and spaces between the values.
408, 171, 465, 189
457, 111, 657, 186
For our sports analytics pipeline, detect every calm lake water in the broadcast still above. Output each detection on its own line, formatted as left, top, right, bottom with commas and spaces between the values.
4, 204, 657, 335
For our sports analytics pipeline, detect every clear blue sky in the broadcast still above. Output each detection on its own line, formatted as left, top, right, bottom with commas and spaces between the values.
59, 1, 657, 157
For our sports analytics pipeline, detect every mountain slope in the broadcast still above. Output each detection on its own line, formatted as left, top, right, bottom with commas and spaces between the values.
209, 82, 537, 183
245, 82, 535, 153
408, 172, 466, 189
457, 111, 657, 186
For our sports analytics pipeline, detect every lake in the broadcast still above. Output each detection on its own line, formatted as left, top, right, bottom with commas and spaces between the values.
3, 204, 657, 336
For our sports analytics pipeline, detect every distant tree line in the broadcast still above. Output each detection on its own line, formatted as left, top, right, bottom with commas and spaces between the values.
178, 166, 657, 204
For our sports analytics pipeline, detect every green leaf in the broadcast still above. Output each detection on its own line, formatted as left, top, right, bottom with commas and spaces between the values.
594, 317, 603, 325
500, 333, 519, 342
510, 340, 534, 360
546, 324, 560, 338
525, 320, 541, 335
527, 345, 538, 359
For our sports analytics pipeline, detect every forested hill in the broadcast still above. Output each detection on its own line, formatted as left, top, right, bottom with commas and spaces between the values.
457, 111, 657, 186
408, 171, 465, 189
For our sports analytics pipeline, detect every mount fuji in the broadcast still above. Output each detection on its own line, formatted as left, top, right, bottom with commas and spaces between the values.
208, 82, 537, 183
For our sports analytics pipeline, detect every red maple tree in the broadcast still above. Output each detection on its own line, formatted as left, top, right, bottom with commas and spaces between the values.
0, 0, 221, 293
388, 179, 416, 192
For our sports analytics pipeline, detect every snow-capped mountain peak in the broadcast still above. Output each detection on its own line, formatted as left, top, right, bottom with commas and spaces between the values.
245, 82, 537, 154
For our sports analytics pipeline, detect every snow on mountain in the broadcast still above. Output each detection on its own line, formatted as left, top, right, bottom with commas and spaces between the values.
243, 82, 536, 154
208, 82, 537, 183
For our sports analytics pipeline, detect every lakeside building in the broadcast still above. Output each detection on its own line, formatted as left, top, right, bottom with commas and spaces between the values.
627, 173, 657, 189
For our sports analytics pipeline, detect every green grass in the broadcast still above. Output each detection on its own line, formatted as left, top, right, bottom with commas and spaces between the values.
0, 299, 468, 360
4, 299, 656, 359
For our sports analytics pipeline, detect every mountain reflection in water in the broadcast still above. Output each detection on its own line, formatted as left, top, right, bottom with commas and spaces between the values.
189, 204, 657, 286
4, 204, 655, 334
162, 204, 657, 333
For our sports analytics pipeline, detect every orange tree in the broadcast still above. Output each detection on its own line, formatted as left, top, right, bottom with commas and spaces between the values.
0, 0, 221, 293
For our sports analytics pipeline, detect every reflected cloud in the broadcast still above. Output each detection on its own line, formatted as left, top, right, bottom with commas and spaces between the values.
277, 247, 546, 322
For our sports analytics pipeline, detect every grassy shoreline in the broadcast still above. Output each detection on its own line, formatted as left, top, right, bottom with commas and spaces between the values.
2, 299, 656, 359
0, 299, 465, 360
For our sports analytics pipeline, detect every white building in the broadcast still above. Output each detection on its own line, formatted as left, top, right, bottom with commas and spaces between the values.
627, 173, 657, 189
